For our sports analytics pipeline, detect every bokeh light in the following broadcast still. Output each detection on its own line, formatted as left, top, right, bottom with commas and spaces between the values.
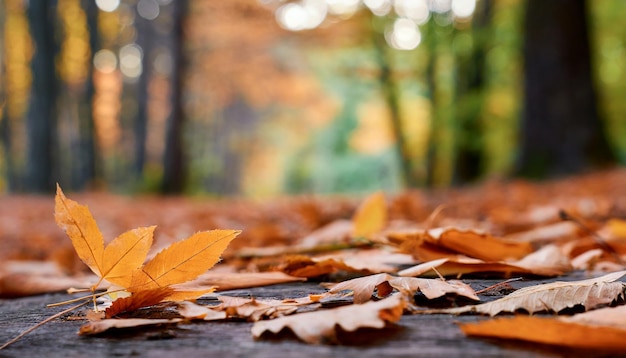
93, 49, 118, 74
394, 0, 429, 25
451, 0, 476, 19
95, 0, 120, 13
137, 0, 160, 20
119, 43, 143, 79
276, 0, 327, 31
364, 0, 392, 16
387, 17, 421, 50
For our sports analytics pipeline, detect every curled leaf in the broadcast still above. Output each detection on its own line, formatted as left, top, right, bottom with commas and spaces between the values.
252, 294, 405, 344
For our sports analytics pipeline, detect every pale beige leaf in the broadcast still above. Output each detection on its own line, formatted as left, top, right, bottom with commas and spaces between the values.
129, 230, 241, 291
176, 301, 227, 321
55, 184, 105, 277
425, 270, 626, 316
78, 318, 182, 335
252, 294, 405, 344
328, 273, 479, 304
173, 271, 305, 292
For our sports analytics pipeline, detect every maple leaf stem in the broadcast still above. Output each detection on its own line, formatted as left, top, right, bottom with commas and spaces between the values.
46, 289, 124, 308
0, 300, 89, 351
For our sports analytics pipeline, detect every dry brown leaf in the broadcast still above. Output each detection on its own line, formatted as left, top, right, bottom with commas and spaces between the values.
352, 191, 387, 239
398, 245, 570, 278
128, 230, 241, 292
426, 228, 534, 261
424, 270, 626, 316
251, 294, 405, 344
176, 301, 227, 321
0, 261, 100, 298
78, 318, 182, 336
173, 271, 306, 292
177, 296, 316, 322
327, 273, 479, 304
104, 287, 174, 318
458, 305, 626, 351
280, 249, 414, 278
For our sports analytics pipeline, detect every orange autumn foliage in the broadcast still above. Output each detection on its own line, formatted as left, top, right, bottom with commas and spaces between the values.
54, 185, 240, 301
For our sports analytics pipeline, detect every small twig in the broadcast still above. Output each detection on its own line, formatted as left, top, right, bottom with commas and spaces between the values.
0, 300, 89, 351
425, 204, 448, 229
559, 209, 625, 265
431, 266, 446, 281
475, 277, 523, 295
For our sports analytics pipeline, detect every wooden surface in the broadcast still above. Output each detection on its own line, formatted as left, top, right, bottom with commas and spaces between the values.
0, 274, 617, 358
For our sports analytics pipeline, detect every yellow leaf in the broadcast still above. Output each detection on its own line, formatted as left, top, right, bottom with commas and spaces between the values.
129, 230, 241, 292
55, 184, 105, 277
352, 191, 387, 239
101, 226, 155, 288
55, 185, 154, 289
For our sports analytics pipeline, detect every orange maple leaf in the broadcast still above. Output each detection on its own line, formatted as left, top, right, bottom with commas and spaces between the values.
54, 184, 240, 303
55, 184, 154, 289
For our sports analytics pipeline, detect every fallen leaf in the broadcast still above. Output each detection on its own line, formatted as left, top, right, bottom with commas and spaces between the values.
426, 228, 534, 262
129, 230, 241, 292
458, 305, 626, 351
352, 191, 387, 239
78, 318, 182, 336
104, 287, 174, 318
423, 270, 626, 316
251, 294, 405, 344
55, 185, 155, 288
173, 271, 306, 292
0, 261, 100, 298
397, 245, 570, 278
176, 301, 227, 321
327, 273, 479, 304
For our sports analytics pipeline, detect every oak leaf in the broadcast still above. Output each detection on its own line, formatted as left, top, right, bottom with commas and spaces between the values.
423, 270, 626, 316
458, 305, 626, 351
251, 294, 405, 344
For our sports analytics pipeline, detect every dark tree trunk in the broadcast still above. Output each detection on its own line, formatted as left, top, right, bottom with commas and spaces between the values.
73, 0, 100, 190
134, 10, 154, 179
517, 0, 614, 178
25, 1, 59, 193
453, 0, 492, 183
0, 2, 15, 192
162, 0, 188, 194
372, 27, 419, 188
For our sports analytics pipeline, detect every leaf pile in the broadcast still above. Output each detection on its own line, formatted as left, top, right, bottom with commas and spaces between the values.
3, 170, 626, 351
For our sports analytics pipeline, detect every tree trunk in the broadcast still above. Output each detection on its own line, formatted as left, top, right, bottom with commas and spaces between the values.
134, 9, 153, 179
371, 26, 419, 188
73, 0, 100, 190
25, 1, 59, 193
517, 0, 614, 178
162, 0, 188, 194
453, 0, 492, 183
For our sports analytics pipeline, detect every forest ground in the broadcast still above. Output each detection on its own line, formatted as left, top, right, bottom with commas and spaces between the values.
1, 168, 626, 356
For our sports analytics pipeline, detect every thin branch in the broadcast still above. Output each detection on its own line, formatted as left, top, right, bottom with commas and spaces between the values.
0, 301, 89, 351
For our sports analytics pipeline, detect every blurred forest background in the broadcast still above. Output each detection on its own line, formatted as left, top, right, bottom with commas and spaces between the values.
0, 0, 624, 197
